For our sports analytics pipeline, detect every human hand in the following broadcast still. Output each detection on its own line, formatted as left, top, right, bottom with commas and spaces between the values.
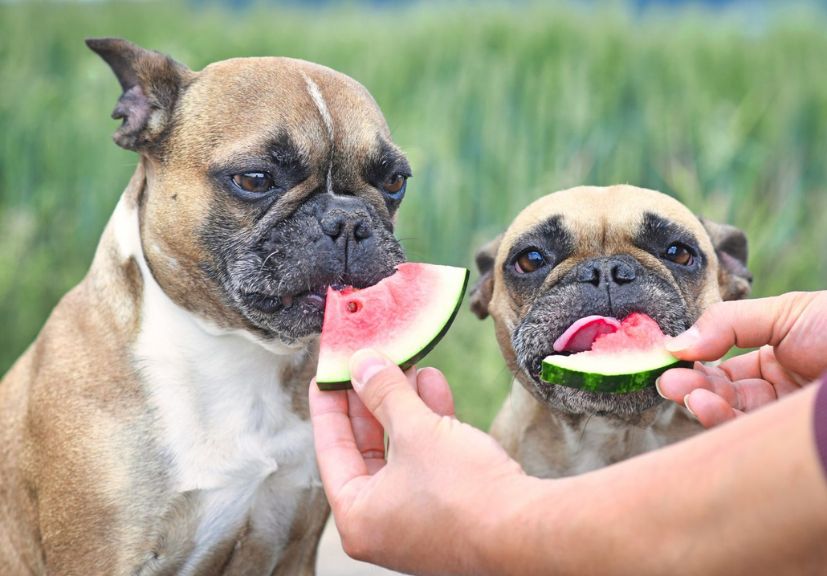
657, 291, 827, 427
309, 349, 525, 576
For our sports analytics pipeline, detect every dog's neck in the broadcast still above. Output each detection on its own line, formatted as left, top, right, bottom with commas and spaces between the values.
494, 380, 701, 478
107, 165, 316, 477
98, 168, 320, 571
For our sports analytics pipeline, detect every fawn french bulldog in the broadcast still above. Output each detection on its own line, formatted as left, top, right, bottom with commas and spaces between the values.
471, 186, 751, 478
0, 38, 412, 575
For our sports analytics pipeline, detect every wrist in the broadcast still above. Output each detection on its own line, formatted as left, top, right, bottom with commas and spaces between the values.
463, 473, 570, 576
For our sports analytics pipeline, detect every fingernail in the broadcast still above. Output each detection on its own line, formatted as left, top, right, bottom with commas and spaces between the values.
665, 327, 700, 353
350, 348, 392, 392
655, 377, 668, 399
683, 394, 698, 420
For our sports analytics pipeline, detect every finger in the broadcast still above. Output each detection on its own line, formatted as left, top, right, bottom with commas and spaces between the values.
716, 347, 805, 398
684, 388, 744, 428
665, 293, 814, 361
309, 380, 369, 498
726, 378, 778, 412
657, 367, 710, 402
713, 349, 765, 381
715, 347, 795, 385
732, 346, 806, 393
657, 364, 731, 403
416, 367, 455, 417
349, 349, 435, 435
658, 362, 780, 414
346, 389, 386, 474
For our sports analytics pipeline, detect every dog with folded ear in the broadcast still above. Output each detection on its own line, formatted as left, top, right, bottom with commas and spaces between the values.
0, 38, 414, 575
470, 185, 751, 478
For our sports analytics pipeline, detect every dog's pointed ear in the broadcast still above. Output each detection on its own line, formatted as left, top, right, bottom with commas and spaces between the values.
86, 38, 191, 152
700, 217, 752, 301
470, 234, 503, 319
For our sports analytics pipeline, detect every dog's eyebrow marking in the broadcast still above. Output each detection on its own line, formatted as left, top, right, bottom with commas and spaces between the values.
301, 72, 335, 194
507, 215, 574, 265
635, 213, 701, 251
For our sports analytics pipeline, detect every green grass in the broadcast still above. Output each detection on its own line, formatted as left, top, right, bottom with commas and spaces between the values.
2, 1, 826, 428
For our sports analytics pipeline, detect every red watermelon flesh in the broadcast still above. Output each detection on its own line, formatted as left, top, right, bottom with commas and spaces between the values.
316, 262, 469, 390
541, 313, 684, 393
553, 313, 665, 354
591, 313, 667, 352
553, 316, 621, 353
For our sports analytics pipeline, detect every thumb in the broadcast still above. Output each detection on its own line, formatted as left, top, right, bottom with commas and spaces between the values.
350, 348, 435, 435
665, 293, 810, 361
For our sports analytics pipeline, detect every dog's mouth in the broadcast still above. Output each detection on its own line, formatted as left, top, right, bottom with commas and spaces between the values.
239, 266, 400, 337
553, 315, 622, 354
243, 276, 368, 314
524, 312, 673, 388
243, 286, 330, 315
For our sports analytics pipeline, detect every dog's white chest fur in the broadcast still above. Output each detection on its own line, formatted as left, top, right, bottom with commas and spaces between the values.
115, 198, 319, 572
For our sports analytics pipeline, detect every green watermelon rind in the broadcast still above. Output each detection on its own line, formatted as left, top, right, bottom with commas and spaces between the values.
540, 357, 692, 394
317, 268, 470, 391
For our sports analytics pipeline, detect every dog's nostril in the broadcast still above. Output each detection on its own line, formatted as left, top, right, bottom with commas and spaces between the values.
611, 262, 636, 284
576, 263, 601, 286
577, 258, 637, 286
321, 217, 344, 240
320, 213, 371, 242
353, 222, 372, 241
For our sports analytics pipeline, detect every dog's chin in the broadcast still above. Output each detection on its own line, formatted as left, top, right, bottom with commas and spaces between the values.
239, 287, 329, 342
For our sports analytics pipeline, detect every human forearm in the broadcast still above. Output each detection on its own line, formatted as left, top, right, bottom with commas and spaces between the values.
475, 386, 827, 575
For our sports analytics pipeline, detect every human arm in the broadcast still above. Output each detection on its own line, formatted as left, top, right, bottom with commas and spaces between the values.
310, 350, 827, 576
656, 291, 827, 427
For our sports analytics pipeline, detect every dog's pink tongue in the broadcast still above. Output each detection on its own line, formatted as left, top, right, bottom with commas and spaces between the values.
553, 315, 621, 353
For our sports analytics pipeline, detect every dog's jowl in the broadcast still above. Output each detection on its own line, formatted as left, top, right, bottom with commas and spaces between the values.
471, 185, 751, 478
0, 38, 411, 575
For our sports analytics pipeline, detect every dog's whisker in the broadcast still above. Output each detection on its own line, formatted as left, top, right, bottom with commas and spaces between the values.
258, 250, 278, 276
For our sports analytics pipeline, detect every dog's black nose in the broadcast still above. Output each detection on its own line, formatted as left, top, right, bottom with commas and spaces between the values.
319, 196, 373, 243
576, 256, 637, 287
320, 214, 372, 242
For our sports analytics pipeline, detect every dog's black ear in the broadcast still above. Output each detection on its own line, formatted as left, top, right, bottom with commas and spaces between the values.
86, 38, 191, 153
469, 234, 503, 319
700, 217, 752, 301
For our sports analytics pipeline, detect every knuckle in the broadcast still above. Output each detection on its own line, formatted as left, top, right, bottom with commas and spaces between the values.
340, 532, 365, 560
339, 520, 371, 560
706, 300, 728, 320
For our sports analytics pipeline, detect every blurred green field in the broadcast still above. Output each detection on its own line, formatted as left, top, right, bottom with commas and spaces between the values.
1, 1, 826, 428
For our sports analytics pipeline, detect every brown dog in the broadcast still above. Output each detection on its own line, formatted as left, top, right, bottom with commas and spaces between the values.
0, 39, 412, 574
471, 185, 751, 478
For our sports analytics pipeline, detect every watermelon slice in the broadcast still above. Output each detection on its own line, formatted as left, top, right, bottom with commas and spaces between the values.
316, 263, 469, 390
541, 313, 690, 394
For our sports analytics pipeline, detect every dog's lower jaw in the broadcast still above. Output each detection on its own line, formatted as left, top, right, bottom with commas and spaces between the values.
192, 311, 311, 355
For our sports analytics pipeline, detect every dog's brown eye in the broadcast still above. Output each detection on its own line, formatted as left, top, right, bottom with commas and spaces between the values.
663, 242, 695, 266
232, 172, 275, 194
383, 174, 408, 200
515, 249, 546, 273
385, 174, 405, 193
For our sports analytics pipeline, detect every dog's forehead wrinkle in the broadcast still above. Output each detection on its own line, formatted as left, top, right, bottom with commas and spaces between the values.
503, 185, 709, 250
300, 71, 335, 196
